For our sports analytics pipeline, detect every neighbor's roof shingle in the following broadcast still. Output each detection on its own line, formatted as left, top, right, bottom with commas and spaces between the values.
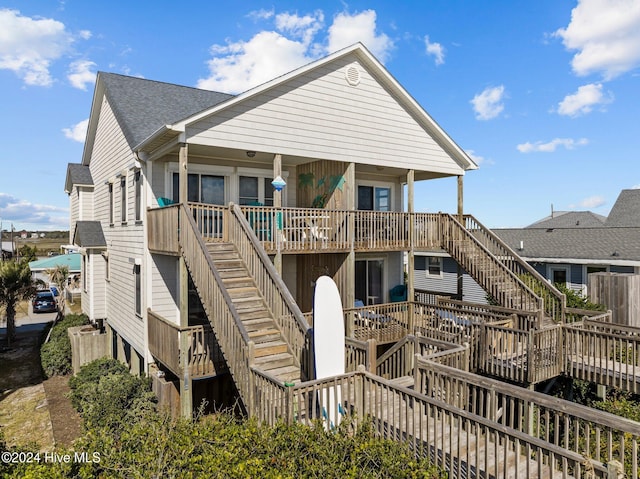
526, 211, 606, 229
495, 227, 640, 262
99, 72, 234, 149
605, 189, 640, 227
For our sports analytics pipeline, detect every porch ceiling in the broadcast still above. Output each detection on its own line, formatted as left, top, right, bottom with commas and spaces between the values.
161, 143, 461, 181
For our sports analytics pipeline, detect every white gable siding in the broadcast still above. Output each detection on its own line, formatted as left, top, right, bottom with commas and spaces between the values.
187, 54, 462, 175
88, 97, 146, 355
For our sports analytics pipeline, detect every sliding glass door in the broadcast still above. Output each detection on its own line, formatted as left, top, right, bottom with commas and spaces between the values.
355, 259, 384, 305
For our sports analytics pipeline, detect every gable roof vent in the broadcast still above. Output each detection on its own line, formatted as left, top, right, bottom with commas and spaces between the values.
345, 65, 361, 86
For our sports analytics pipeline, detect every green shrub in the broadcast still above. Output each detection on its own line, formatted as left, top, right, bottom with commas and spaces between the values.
40, 313, 89, 377
68, 358, 156, 432
62, 413, 444, 479
68, 357, 130, 410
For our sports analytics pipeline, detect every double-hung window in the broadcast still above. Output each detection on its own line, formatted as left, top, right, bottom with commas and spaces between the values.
108, 183, 114, 225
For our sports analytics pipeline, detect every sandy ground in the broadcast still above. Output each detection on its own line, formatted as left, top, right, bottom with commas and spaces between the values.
1, 302, 81, 450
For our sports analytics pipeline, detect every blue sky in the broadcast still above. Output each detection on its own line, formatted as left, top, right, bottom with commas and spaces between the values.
0, 0, 639, 231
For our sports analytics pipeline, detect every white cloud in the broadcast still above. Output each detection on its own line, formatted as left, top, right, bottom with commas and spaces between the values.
67, 60, 96, 90
327, 10, 393, 63
557, 83, 613, 117
275, 11, 324, 45
470, 85, 505, 120
516, 137, 589, 153
465, 149, 493, 166
197, 9, 393, 94
424, 35, 444, 65
555, 0, 640, 80
62, 118, 89, 142
0, 193, 69, 229
247, 8, 274, 21
197, 31, 314, 93
0, 8, 76, 86
570, 195, 606, 209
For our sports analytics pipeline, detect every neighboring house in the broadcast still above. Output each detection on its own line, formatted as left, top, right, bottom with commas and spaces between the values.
417, 189, 640, 301
67, 43, 489, 408
28, 253, 82, 286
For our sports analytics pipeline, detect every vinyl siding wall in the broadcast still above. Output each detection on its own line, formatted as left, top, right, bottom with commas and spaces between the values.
414, 255, 487, 304
187, 53, 463, 176
88, 97, 146, 357
69, 190, 79, 244
150, 254, 179, 323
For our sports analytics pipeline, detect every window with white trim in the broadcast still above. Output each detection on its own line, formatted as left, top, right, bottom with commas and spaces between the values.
134, 263, 141, 316
134, 170, 142, 222
172, 172, 225, 205
120, 176, 127, 224
108, 183, 114, 225
426, 257, 442, 277
239, 175, 274, 205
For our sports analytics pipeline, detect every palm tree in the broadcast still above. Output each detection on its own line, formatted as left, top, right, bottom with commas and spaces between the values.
0, 260, 41, 347
46, 264, 69, 295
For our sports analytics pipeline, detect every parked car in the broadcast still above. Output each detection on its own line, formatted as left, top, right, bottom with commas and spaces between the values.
32, 290, 57, 313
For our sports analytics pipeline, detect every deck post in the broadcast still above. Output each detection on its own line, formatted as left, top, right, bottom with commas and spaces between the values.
273, 154, 283, 276
456, 175, 464, 300
367, 338, 377, 373
407, 170, 415, 333
179, 252, 193, 418
345, 162, 356, 336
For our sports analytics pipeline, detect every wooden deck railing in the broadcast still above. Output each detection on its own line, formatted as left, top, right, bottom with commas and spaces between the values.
416, 359, 640, 479
229, 204, 312, 378
565, 319, 640, 394
147, 204, 180, 254
247, 368, 614, 478
147, 309, 227, 379
463, 214, 566, 322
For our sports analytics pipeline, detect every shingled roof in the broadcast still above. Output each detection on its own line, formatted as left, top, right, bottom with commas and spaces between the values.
526, 211, 606, 229
64, 163, 94, 193
73, 221, 106, 248
495, 227, 640, 263
98, 73, 234, 149
605, 189, 640, 227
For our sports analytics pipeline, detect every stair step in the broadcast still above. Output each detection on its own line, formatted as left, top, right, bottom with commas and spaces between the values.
254, 340, 288, 358
243, 317, 276, 330
233, 298, 265, 311
222, 276, 255, 288
218, 269, 248, 279
248, 328, 282, 343
207, 244, 238, 252
254, 352, 294, 369
266, 365, 301, 382
212, 259, 245, 269
227, 287, 260, 299
240, 309, 272, 320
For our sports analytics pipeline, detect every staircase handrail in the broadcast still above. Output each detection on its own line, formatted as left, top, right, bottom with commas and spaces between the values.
229, 203, 312, 374
462, 214, 566, 322
178, 203, 254, 404
441, 213, 544, 317
230, 203, 311, 333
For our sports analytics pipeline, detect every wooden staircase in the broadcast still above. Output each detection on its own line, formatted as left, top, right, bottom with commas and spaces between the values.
207, 242, 302, 385
438, 214, 566, 325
